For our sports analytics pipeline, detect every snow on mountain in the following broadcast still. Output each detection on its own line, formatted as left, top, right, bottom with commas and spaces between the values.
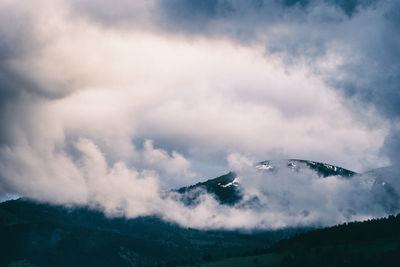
218, 177, 240, 188
255, 159, 356, 178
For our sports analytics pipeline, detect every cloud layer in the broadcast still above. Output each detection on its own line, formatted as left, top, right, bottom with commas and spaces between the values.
0, 0, 399, 229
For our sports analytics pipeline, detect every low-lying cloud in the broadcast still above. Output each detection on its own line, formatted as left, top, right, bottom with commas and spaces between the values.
4, 143, 396, 230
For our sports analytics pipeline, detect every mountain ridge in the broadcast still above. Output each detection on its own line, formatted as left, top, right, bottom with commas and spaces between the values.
176, 159, 358, 206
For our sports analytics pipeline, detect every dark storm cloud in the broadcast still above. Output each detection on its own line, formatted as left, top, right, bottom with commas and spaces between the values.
0, 1, 74, 113
154, 0, 373, 41
157, 0, 377, 31
69, 0, 375, 39
326, 1, 400, 163
0, 4, 39, 145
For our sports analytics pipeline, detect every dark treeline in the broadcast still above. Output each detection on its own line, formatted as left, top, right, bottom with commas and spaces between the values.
246, 214, 400, 266
272, 214, 400, 249
3, 198, 400, 267
0, 198, 302, 267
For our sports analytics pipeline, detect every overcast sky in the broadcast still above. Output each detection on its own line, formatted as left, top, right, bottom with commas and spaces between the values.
0, 0, 399, 228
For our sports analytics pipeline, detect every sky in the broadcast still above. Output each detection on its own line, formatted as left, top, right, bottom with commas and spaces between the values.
0, 0, 399, 229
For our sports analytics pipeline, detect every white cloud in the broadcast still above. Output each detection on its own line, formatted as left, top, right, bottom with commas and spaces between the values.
142, 140, 194, 185
0, 0, 394, 229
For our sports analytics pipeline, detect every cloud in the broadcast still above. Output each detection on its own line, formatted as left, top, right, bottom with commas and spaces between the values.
0, 0, 398, 230
223, 154, 396, 229
74, 138, 161, 217
142, 140, 195, 186
3, 135, 395, 230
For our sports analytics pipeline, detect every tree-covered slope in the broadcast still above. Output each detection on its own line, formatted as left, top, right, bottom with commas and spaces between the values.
192, 214, 400, 267
0, 199, 303, 267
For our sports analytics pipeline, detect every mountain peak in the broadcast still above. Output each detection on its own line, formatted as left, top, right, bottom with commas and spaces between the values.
256, 159, 356, 178
177, 159, 357, 206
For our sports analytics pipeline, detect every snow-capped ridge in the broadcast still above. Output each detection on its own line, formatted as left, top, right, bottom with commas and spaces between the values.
255, 159, 356, 178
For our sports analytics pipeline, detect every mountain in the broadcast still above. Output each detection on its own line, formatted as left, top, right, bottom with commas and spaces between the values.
1, 159, 398, 266
176, 172, 241, 205
256, 159, 356, 177
177, 159, 357, 206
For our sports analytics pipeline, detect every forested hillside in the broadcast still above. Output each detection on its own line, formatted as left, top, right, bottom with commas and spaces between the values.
191, 214, 400, 267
